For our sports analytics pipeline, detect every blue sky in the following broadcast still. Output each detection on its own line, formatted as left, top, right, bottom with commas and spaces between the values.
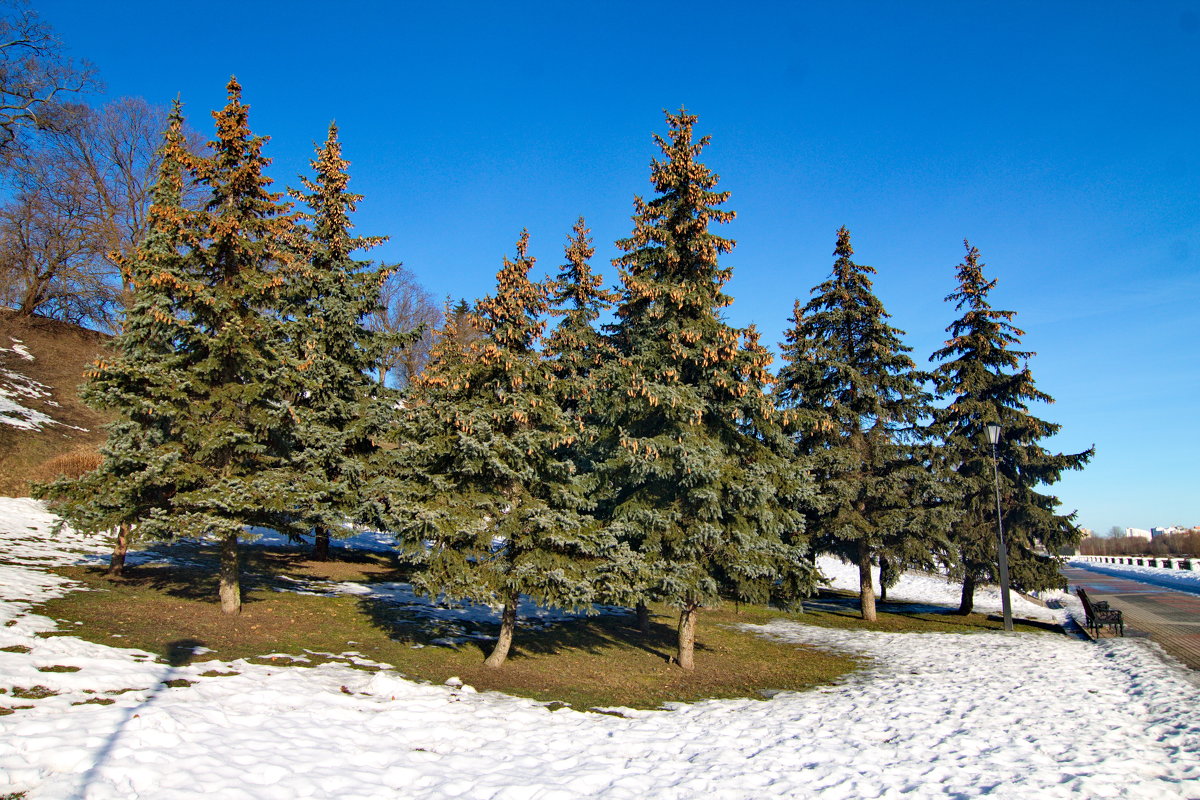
39, 1, 1200, 534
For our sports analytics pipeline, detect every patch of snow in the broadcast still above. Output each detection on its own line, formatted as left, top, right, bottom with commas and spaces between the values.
1, 337, 34, 361
815, 555, 1061, 623
0, 362, 88, 432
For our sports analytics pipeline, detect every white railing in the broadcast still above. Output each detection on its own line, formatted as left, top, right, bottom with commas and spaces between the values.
1075, 554, 1200, 571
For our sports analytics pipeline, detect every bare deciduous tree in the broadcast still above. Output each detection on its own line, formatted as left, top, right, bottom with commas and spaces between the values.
0, 0, 97, 150
0, 98, 202, 330
368, 264, 443, 388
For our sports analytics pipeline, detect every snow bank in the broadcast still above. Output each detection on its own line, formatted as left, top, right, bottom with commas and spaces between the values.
815, 556, 1061, 623
2, 498, 1199, 799
1067, 557, 1200, 595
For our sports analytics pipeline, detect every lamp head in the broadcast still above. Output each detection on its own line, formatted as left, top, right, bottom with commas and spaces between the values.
986, 424, 1001, 446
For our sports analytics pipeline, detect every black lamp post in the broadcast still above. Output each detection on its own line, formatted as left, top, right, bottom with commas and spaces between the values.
986, 424, 1014, 632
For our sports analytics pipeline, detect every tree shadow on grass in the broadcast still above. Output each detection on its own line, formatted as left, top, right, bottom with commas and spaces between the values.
355, 594, 692, 665
806, 590, 1064, 634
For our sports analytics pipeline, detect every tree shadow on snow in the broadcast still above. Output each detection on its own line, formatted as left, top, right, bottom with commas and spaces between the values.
77, 638, 206, 796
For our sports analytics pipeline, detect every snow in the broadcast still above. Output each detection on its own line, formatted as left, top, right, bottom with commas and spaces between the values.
2, 497, 1199, 799
0, 339, 88, 432
1067, 557, 1200, 595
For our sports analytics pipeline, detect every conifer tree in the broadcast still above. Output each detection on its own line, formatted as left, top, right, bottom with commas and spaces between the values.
593, 110, 813, 670
114, 78, 299, 615
382, 232, 620, 668
930, 241, 1092, 613
284, 122, 391, 561
543, 217, 618, 471
544, 216, 618, 411
37, 101, 198, 575
775, 227, 946, 621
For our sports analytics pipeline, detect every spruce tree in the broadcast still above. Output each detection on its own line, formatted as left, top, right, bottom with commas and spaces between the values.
382, 231, 619, 668
543, 216, 618, 415
36, 101, 198, 574
593, 110, 813, 670
284, 122, 391, 561
775, 227, 946, 621
930, 241, 1093, 613
157, 78, 299, 614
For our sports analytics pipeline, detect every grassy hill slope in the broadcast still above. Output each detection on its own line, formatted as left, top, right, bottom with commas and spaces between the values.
0, 309, 111, 495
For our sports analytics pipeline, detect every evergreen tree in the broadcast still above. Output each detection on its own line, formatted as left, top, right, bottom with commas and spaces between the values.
284, 122, 391, 561
36, 100, 198, 575
382, 231, 620, 668
158, 77, 302, 614
543, 216, 618, 412
593, 109, 814, 670
775, 227, 946, 621
543, 217, 618, 475
930, 241, 1092, 613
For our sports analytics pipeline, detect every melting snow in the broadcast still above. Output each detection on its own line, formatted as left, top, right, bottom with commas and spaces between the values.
0, 340, 88, 432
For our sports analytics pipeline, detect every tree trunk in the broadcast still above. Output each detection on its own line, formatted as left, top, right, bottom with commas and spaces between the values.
312, 526, 330, 562
635, 600, 650, 635
219, 532, 241, 615
483, 590, 519, 668
958, 573, 976, 615
878, 555, 890, 603
107, 522, 129, 577
676, 602, 699, 671
858, 542, 877, 622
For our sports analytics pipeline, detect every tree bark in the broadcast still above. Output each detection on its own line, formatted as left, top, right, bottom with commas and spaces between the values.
878, 555, 890, 603
958, 573, 976, 615
483, 590, 519, 668
858, 541, 877, 622
219, 532, 241, 615
635, 600, 650, 635
676, 602, 699, 671
107, 522, 129, 577
312, 526, 330, 562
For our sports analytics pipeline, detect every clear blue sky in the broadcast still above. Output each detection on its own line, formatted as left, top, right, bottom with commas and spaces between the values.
39, 0, 1200, 534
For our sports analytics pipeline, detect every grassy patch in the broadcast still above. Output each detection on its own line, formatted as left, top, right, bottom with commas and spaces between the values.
71, 697, 115, 706
33, 546, 1068, 709
36, 548, 861, 709
10, 685, 58, 700
36, 665, 81, 673
0, 645, 31, 653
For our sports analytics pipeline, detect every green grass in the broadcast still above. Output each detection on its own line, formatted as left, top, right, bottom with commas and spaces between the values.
33, 543, 1067, 710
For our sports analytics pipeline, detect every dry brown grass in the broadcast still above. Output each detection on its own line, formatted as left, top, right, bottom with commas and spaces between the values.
30, 447, 103, 483
0, 309, 112, 495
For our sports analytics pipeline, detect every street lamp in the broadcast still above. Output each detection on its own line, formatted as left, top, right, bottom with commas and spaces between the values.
986, 424, 1014, 632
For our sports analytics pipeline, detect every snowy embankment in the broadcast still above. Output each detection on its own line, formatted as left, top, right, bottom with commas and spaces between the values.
0, 336, 87, 433
1067, 557, 1200, 595
2, 498, 1199, 799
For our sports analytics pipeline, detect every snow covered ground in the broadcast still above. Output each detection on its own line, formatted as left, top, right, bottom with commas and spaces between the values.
2, 497, 1199, 799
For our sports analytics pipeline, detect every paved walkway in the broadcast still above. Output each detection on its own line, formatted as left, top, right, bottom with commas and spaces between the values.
1061, 563, 1200, 670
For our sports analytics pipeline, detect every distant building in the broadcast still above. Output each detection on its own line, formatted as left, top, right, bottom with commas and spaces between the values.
1150, 526, 1182, 539
1125, 527, 1151, 540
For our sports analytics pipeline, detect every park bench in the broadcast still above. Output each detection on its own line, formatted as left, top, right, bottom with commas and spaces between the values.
1076, 587, 1124, 638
